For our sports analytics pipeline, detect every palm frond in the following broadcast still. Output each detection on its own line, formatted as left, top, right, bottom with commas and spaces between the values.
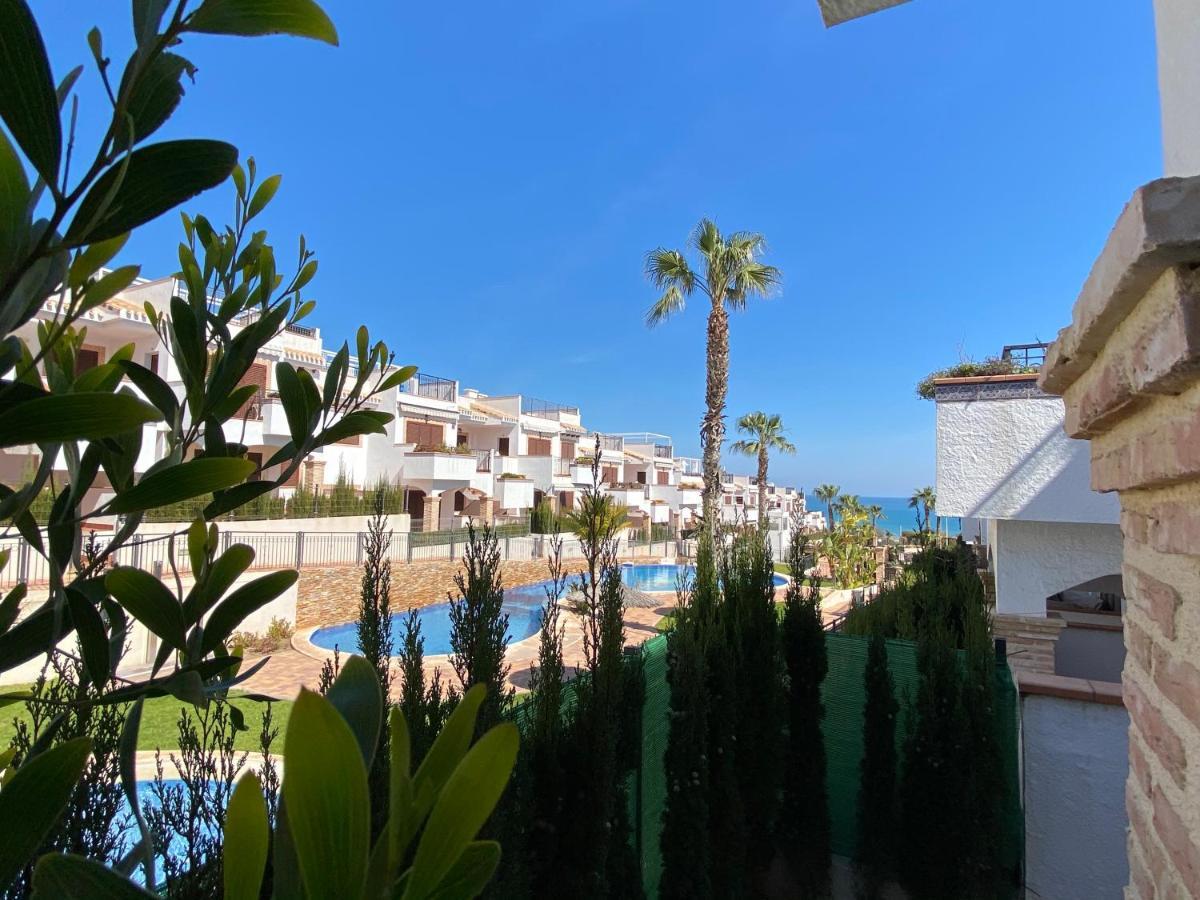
644, 248, 695, 291
732, 261, 781, 304
727, 230, 768, 259
729, 439, 758, 456
645, 284, 687, 327
690, 218, 722, 259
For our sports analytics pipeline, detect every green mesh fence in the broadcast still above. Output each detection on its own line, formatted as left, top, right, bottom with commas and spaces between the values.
821, 633, 1023, 877
512, 629, 1021, 897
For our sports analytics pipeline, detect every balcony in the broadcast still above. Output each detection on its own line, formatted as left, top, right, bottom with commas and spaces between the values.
399, 372, 457, 403
174, 279, 317, 337
403, 448, 476, 483
677, 456, 702, 476
521, 397, 579, 419
1001, 342, 1049, 368
474, 449, 493, 473
495, 475, 534, 510
653, 444, 672, 459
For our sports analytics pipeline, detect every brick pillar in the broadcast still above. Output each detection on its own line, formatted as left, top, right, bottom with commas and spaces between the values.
425, 492, 442, 532
480, 497, 495, 525
1041, 176, 1200, 899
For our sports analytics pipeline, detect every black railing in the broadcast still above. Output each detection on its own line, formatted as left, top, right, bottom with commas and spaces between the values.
400, 372, 456, 402
521, 397, 580, 418
1001, 342, 1049, 368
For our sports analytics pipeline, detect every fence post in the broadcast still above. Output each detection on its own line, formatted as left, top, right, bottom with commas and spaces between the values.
505, 535, 511, 559
131, 536, 142, 571
449, 530, 455, 562
295, 531, 305, 569
221, 531, 232, 553
406, 532, 413, 564
357, 531, 365, 565
16, 540, 29, 583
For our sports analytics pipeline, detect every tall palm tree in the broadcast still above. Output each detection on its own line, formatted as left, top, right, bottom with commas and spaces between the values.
867, 503, 885, 541
908, 486, 937, 539
730, 412, 796, 531
814, 483, 840, 532
645, 219, 780, 543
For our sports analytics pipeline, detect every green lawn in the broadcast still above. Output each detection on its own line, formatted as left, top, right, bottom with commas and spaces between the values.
774, 562, 791, 575
0, 687, 292, 753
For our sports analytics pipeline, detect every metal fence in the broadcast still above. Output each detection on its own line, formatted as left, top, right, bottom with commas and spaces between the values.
0, 527, 698, 589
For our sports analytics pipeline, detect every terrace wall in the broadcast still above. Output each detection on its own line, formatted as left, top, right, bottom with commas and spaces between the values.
1041, 176, 1200, 898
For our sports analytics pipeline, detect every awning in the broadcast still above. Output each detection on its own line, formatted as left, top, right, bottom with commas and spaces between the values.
397, 402, 458, 422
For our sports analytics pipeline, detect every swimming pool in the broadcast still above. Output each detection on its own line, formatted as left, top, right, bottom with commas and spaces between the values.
308, 563, 789, 656
621, 563, 788, 592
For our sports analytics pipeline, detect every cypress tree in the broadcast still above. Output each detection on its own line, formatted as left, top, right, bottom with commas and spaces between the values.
356, 491, 394, 837
856, 629, 898, 898
778, 530, 831, 896
449, 521, 513, 734
659, 614, 711, 900
397, 608, 453, 767
898, 598, 969, 900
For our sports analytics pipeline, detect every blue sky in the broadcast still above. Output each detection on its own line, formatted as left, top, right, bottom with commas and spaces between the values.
38, 0, 1161, 495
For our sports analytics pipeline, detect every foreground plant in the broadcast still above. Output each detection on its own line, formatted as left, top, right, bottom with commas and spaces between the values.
25, 659, 517, 899
0, 0, 418, 892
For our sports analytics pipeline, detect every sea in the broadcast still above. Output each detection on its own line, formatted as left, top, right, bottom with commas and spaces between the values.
810, 494, 963, 539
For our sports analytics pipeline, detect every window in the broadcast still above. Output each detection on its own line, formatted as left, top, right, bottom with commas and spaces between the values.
456, 431, 469, 448
237, 362, 268, 419
75, 347, 101, 376
148, 352, 160, 375
527, 436, 551, 456
636, 470, 646, 485
453, 491, 466, 512
657, 470, 670, 485
405, 420, 443, 446
601, 466, 618, 484
724, 496, 733, 506
498, 437, 510, 456
559, 490, 574, 509
561, 440, 576, 459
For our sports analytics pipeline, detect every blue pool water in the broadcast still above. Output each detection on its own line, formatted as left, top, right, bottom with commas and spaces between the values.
309, 563, 784, 656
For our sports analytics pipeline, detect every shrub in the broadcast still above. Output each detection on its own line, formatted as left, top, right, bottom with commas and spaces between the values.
228, 617, 296, 654
915, 355, 1038, 399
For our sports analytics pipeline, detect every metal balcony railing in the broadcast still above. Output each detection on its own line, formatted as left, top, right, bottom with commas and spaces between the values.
1001, 342, 1049, 368
475, 449, 492, 473
653, 444, 672, 459
175, 279, 315, 337
521, 397, 579, 418
677, 457, 702, 476
400, 372, 456, 402
587, 433, 623, 452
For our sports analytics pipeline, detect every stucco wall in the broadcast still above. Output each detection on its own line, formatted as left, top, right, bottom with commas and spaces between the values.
138, 514, 411, 536
1023, 693, 1130, 900
994, 519, 1124, 617
1154, 0, 1200, 177
936, 393, 1119, 525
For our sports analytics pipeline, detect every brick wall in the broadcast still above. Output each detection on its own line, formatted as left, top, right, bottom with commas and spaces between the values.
1041, 177, 1200, 899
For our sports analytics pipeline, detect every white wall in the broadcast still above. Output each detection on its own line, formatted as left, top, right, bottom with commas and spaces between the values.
994, 519, 1124, 617
139, 514, 410, 535
937, 394, 1119, 525
1154, 0, 1200, 177
0, 572, 298, 686
1022, 694, 1130, 899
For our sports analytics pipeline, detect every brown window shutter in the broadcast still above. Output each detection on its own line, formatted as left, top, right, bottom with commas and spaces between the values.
237, 362, 268, 419
602, 466, 617, 483
528, 437, 551, 456
405, 421, 443, 446
658, 470, 669, 485
561, 441, 576, 459
75, 347, 102, 376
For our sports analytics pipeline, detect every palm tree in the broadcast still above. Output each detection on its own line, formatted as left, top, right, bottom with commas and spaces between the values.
814, 483, 840, 532
730, 412, 796, 531
645, 219, 780, 544
908, 486, 937, 540
867, 503, 884, 536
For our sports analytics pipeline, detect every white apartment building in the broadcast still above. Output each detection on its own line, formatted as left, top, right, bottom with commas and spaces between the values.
933, 349, 1125, 682
8, 274, 807, 537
